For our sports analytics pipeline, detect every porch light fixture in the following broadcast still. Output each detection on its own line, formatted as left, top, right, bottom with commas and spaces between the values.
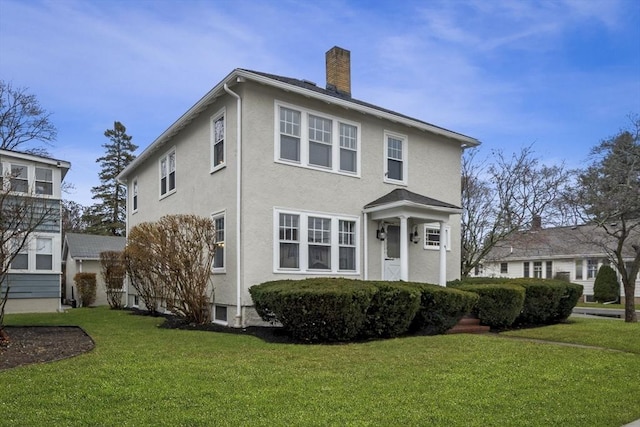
409, 226, 420, 244
376, 223, 387, 241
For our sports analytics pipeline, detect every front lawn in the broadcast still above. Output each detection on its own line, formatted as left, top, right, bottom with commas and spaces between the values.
2, 308, 639, 426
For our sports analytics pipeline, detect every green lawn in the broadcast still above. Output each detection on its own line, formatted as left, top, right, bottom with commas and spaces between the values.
2, 308, 639, 427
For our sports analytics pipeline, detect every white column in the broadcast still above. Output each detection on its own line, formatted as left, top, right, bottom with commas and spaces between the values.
439, 221, 447, 286
400, 216, 409, 281
363, 212, 368, 280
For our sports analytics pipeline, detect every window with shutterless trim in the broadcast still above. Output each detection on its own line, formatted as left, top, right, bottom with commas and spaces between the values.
211, 109, 226, 172
132, 178, 138, 212
159, 149, 176, 198
275, 101, 360, 176
211, 211, 225, 271
384, 132, 408, 184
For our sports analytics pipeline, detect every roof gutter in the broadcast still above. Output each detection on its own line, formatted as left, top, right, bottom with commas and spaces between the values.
223, 82, 243, 328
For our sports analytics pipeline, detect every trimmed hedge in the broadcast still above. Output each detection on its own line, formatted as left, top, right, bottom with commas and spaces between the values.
408, 283, 478, 335
361, 282, 421, 338
455, 284, 525, 329
250, 279, 478, 342
74, 272, 97, 307
250, 278, 377, 342
510, 279, 583, 325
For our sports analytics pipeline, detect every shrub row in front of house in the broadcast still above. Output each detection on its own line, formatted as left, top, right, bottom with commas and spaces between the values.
249, 278, 478, 342
450, 278, 583, 328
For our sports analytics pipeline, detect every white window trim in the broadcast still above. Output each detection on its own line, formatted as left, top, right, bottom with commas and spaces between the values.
211, 210, 226, 273
273, 100, 361, 178
8, 233, 60, 273
0, 161, 57, 198
273, 207, 360, 275
210, 107, 226, 173
423, 223, 451, 251
213, 304, 228, 326
159, 148, 177, 199
131, 177, 139, 214
384, 131, 408, 185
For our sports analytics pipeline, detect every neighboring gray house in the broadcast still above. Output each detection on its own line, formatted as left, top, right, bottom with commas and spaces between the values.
62, 233, 126, 307
472, 223, 640, 303
1, 149, 70, 314
117, 46, 480, 327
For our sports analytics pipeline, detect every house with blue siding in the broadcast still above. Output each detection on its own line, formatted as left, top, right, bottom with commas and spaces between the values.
1, 149, 70, 313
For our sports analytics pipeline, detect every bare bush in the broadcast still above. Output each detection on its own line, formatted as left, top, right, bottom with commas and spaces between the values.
100, 251, 126, 309
124, 214, 217, 323
74, 272, 97, 307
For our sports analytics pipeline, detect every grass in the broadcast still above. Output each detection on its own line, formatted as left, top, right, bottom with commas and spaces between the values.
576, 302, 625, 310
2, 308, 640, 427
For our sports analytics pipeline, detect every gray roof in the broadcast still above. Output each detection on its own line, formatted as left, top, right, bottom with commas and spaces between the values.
64, 233, 126, 260
485, 224, 640, 261
364, 188, 461, 210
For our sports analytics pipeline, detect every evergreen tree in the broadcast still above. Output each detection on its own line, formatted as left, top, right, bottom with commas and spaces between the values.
86, 121, 137, 236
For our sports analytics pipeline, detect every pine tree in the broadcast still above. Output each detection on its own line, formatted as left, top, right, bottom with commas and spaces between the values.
86, 121, 137, 236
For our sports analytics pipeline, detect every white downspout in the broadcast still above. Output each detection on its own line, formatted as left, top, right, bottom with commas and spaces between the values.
363, 212, 368, 280
224, 82, 243, 328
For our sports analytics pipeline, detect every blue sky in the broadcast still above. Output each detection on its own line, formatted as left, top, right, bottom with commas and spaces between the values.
1, 0, 639, 206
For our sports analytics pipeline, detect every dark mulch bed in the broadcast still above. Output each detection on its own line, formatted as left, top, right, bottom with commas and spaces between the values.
0, 326, 95, 371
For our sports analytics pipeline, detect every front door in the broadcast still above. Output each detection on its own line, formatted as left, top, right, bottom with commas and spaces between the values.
383, 225, 401, 280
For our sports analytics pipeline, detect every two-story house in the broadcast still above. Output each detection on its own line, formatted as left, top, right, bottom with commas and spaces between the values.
1, 149, 70, 313
117, 47, 480, 327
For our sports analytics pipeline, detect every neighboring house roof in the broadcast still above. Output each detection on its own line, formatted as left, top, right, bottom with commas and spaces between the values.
364, 188, 461, 211
485, 224, 640, 262
64, 233, 126, 261
0, 148, 71, 180
117, 68, 480, 182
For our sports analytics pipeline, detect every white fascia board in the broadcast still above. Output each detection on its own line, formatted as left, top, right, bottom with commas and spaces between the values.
363, 200, 462, 216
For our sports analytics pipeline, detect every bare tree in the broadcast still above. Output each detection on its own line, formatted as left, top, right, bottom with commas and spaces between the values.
0, 168, 60, 341
0, 81, 57, 156
100, 251, 126, 309
571, 117, 640, 322
461, 146, 572, 277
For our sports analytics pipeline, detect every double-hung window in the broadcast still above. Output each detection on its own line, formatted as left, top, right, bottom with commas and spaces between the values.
11, 239, 28, 270
533, 261, 543, 278
160, 149, 176, 197
500, 263, 508, 274
384, 133, 407, 184
212, 212, 225, 270
10, 164, 28, 193
279, 106, 301, 162
575, 260, 583, 280
523, 262, 530, 278
587, 259, 598, 279
35, 167, 53, 195
423, 223, 450, 250
546, 261, 553, 279
132, 179, 138, 212
211, 110, 225, 171
36, 237, 53, 270
276, 210, 358, 273
276, 102, 360, 176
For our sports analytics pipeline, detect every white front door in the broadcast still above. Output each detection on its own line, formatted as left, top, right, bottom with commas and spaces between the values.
383, 225, 401, 281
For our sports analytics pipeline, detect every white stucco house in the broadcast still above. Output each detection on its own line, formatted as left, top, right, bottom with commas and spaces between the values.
62, 233, 126, 307
117, 46, 480, 327
471, 223, 640, 303
1, 149, 70, 313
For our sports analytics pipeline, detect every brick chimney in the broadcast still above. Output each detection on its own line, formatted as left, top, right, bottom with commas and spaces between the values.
326, 46, 351, 96
531, 215, 542, 230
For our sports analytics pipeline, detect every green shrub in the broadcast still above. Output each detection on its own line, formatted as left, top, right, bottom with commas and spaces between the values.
456, 284, 525, 329
511, 279, 581, 325
361, 282, 421, 338
593, 265, 620, 303
553, 282, 583, 322
409, 283, 478, 335
74, 272, 97, 307
249, 278, 377, 342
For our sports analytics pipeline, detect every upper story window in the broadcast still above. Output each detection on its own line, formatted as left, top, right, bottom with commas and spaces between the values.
275, 209, 359, 274
276, 102, 360, 176
211, 110, 225, 172
10, 164, 29, 193
423, 223, 451, 250
212, 212, 225, 271
10, 239, 28, 270
35, 237, 53, 270
132, 179, 138, 212
160, 149, 176, 198
35, 167, 53, 195
10, 235, 56, 272
384, 132, 407, 185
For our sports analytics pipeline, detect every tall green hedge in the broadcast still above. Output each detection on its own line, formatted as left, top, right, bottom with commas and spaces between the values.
361, 282, 421, 338
510, 279, 583, 325
455, 284, 525, 328
593, 265, 620, 303
408, 283, 478, 335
